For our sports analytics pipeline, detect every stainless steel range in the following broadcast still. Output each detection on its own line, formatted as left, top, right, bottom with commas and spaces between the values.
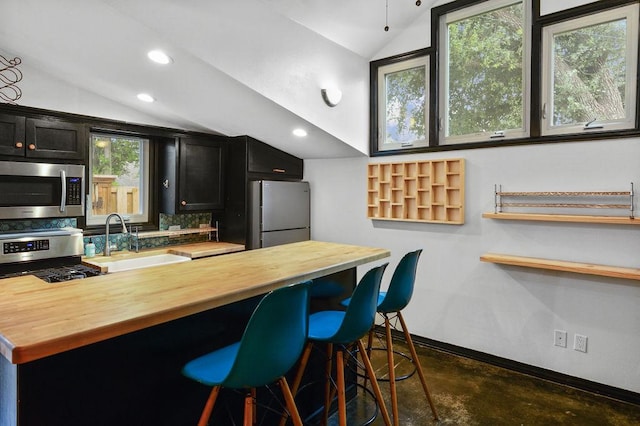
0, 228, 101, 283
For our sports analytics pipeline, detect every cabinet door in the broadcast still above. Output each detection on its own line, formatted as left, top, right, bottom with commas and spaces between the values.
0, 113, 26, 156
247, 137, 303, 179
25, 118, 86, 160
178, 136, 225, 211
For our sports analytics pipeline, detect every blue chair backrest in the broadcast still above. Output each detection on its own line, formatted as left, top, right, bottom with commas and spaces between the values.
224, 281, 310, 389
330, 263, 388, 344
377, 249, 422, 313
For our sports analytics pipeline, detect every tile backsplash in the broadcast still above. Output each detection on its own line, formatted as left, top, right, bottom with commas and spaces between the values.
0, 218, 77, 232
0, 213, 213, 255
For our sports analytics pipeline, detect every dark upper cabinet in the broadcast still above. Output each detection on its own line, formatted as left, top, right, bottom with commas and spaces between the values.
223, 136, 303, 245
0, 113, 86, 160
245, 136, 303, 179
0, 113, 26, 156
160, 136, 226, 213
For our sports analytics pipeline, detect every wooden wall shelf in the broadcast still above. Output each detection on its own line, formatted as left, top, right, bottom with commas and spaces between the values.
367, 158, 465, 224
482, 212, 640, 225
480, 253, 640, 281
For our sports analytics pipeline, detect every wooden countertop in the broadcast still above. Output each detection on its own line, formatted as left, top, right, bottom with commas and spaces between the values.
167, 241, 245, 259
0, 241, 389, 364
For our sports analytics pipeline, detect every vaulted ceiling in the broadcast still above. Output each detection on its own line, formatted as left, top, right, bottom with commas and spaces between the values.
0, 0, 439, 159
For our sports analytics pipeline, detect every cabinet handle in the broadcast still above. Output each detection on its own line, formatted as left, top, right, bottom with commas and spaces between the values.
15, 142, 23, 148
272, 168, 286, 173
28, 143, 36, 150
181, 200, 187, 206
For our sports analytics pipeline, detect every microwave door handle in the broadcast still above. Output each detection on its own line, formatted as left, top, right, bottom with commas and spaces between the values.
59, 169, 66, 213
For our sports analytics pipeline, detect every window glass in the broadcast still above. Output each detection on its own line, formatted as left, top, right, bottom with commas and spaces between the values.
87, 133, 149, 226
541, 4, 639, 135
377, 54, 429, 152
440, 0, 529, 144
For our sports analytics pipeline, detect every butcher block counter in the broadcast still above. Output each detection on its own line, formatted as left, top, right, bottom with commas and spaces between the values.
0, 241, 388, 365
0, 240, 389, 426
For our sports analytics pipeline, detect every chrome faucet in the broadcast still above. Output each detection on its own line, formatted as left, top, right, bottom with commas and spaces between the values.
104, 213, 128, 256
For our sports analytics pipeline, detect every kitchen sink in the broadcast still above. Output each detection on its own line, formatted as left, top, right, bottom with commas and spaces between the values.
100, 253, 191, 273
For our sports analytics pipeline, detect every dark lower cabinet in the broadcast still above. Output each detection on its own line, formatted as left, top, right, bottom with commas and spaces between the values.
160, 136, 226, 213
0, 270, 355, 426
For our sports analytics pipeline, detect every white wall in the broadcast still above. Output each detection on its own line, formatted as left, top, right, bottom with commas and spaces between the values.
306, 138, 640, 393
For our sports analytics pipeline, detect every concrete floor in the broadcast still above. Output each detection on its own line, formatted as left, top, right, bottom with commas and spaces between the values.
331, 339, 640, 426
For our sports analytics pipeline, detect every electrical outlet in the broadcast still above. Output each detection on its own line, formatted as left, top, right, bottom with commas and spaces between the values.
554, 330, 567, 348
574, 334, 588, 353
168, 225, 181, 231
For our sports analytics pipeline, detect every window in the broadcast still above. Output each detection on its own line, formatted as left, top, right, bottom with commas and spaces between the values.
369, 0, 640, 156
87, 133, 150, 226
541, 3, 639, 135
439, 0, 530, 145
372, 49, 429, 153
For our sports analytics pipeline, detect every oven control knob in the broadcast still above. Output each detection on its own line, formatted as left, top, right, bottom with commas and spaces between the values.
28, 143, 36, 150
181, 200, 187, 206
15, 142, 23, 148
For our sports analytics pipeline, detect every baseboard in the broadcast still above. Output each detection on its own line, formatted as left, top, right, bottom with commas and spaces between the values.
384, 328, 640, 406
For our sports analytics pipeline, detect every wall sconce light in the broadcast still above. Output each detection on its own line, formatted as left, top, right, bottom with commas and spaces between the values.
321, 87, 342, 107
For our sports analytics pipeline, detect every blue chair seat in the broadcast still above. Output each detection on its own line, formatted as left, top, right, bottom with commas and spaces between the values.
307, 311, 346, 341
182, 342, 240, 386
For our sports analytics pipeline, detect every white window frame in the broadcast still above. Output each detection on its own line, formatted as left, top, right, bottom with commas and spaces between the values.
439, 0, 531, 145
376, 54, 429, 152
87, 133, 150, 226
541, 3, 639, 136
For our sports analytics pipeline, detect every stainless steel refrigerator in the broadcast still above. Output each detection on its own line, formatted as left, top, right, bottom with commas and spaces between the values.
247, 180, 310, 249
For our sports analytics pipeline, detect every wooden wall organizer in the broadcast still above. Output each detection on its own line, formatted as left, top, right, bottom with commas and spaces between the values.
367, 158, 465, 224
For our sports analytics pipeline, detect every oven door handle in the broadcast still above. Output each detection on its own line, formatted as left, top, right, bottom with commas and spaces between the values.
60, 169, 66, 213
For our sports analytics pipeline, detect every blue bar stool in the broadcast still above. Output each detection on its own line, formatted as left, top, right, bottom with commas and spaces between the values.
287, 264, 392, 426
182, 281, 310, 426
345, 250, 438, 425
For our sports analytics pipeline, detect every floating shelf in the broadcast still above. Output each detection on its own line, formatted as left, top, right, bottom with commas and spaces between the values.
367, 158, 465, 224
482, 212, 640, 225
135, 227, 218, 240
480, 253, 640, 281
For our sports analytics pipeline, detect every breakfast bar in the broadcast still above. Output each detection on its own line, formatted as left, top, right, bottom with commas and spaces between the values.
0, 241, 389, 425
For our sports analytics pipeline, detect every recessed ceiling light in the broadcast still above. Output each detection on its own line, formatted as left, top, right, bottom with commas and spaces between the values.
147, 49, 172, 65
137, 93, 155, 103
293, 128, 307, 137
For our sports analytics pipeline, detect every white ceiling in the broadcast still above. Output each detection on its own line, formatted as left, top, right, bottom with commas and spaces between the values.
0, 0, 436, 159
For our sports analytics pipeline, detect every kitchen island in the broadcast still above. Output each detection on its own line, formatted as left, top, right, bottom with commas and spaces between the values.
0, 240, 389, 425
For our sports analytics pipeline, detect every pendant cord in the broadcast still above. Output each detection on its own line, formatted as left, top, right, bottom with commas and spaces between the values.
384, 0, 422, 32
385, 0, 389, 32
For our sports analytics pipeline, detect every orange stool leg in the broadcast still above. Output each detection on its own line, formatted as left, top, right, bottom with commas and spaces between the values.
358, 339, 392, 426
198, 386, 221, 426
398, 311, 439, 420
384, 315, 399, 426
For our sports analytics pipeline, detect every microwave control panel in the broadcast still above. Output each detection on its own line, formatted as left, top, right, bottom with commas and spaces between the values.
66, 177, 82, 205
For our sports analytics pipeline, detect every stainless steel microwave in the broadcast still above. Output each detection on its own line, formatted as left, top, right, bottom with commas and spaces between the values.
0, 161, 85, 219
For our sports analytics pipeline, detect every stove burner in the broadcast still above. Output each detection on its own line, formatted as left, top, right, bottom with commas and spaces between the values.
0, 264, 102, 283
34, 265, 102, 283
